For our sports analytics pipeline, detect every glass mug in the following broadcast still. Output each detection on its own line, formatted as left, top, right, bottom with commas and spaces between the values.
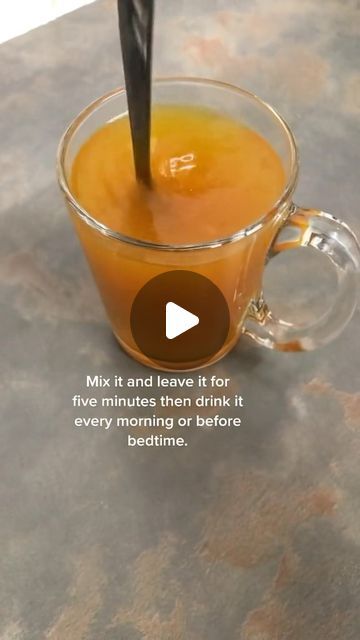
57, 78, 360, 371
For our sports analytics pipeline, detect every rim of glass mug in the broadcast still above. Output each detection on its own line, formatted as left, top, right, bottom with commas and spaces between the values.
57, 77, 299, 252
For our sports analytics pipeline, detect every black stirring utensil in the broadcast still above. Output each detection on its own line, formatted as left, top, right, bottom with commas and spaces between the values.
117, 0, 154, 188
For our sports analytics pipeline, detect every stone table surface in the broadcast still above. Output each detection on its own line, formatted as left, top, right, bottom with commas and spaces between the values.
1, 0, 360, 638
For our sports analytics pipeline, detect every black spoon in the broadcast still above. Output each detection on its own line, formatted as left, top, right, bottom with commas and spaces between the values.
117, 0, 154, 188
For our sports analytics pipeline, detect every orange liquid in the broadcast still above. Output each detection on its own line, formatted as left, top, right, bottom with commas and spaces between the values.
70, 105, 286, 369
71, 105, 285, 243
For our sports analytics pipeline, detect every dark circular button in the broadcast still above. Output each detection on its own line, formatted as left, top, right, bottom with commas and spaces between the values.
130, 270, 230, 367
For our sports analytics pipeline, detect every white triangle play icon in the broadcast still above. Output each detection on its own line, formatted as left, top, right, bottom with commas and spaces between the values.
166, 302, 199, 340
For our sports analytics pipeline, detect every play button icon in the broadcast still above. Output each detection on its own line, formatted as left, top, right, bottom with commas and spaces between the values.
130, 270, 230, 369
166, 302, 199, 340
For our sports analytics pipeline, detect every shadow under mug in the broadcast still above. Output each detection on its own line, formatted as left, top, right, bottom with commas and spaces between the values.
57, 78, 360, 371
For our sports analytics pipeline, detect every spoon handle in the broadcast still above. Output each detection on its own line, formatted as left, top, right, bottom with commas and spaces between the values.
117, 0, 154, 187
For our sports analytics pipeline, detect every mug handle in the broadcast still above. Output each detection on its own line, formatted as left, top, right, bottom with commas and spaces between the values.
244, 204, 360, 351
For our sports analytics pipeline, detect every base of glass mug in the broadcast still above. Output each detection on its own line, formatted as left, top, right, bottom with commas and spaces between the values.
113, 331, 239, 372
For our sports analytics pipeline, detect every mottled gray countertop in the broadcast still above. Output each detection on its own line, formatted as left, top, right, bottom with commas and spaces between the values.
1, 0, 360, 638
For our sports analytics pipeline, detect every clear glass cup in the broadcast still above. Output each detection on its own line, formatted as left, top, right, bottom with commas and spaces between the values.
57, 78, 360, 370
